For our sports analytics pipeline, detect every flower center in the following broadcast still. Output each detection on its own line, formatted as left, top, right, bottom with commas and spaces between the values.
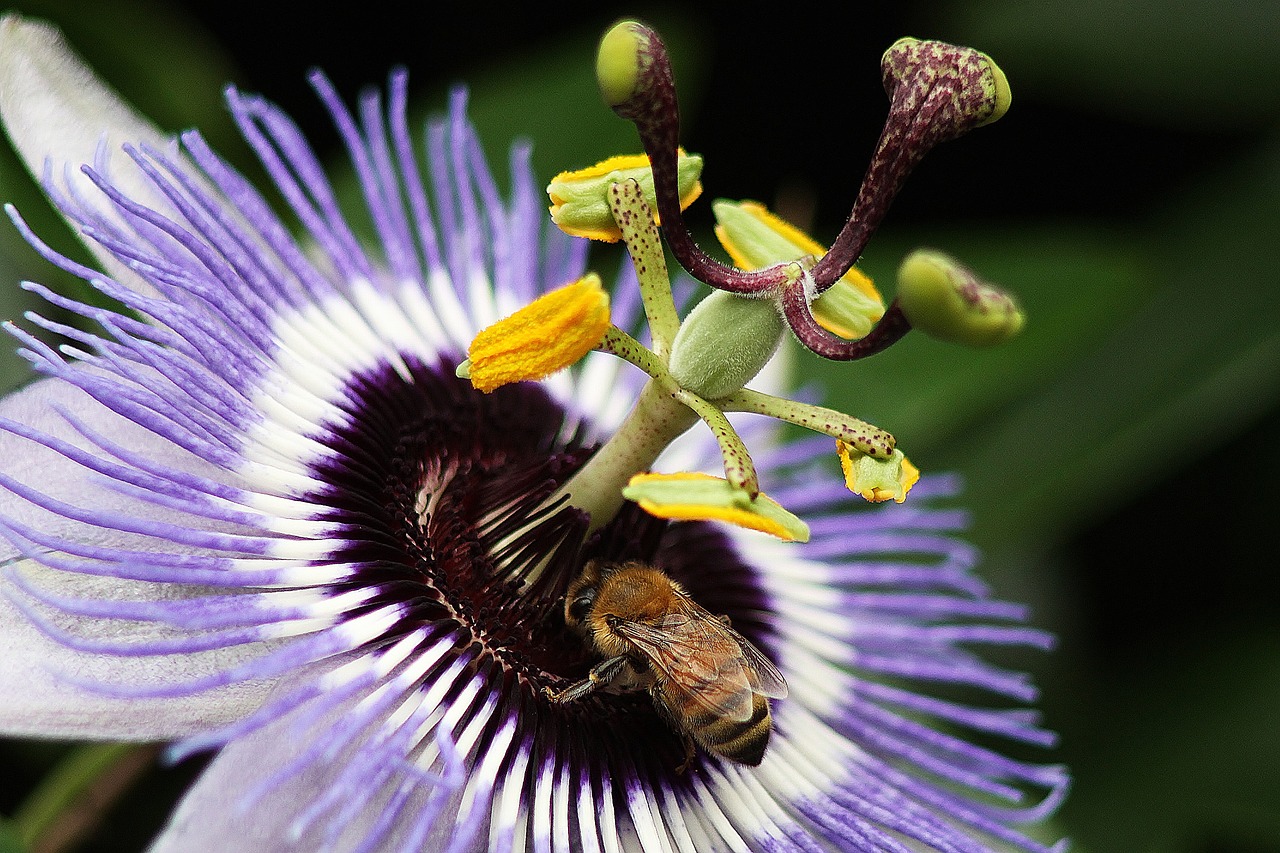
311, 355, 776, 740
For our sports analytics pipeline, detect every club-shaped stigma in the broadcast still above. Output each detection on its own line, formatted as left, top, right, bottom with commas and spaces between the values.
596, 20, 789, 296
597, 20, 1014, 363
810, 37, 1011, 291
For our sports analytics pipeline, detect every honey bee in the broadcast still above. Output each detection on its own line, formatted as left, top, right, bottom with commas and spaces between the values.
549, 560, 788, 769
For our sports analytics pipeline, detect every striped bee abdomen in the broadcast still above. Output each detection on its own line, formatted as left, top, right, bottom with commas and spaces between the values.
689, 693, 773, 767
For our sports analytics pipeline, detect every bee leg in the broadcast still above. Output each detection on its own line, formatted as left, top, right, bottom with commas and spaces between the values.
546, 654, 630, 704
674, 736, 698, 774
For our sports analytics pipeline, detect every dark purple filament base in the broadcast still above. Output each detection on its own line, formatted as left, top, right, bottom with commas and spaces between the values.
310, 355, 778, 776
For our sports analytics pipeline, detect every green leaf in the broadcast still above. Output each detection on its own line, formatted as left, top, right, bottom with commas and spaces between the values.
12, 743, 139, 845
951, 135, 1280, 552
1061, 631, 1280, 851
802, 122, 1280, 561
0, 819, 27, 853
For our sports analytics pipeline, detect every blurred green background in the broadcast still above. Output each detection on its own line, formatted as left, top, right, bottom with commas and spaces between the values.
1, 0, 1278, 850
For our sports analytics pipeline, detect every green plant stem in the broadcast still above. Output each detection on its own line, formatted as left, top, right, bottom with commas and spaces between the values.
13, 742, 159, 853
556, 379, 697, 535
608, 179, 680, 360
720, 387, 896, 458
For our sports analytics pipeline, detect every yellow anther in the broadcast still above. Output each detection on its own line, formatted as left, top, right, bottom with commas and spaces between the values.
623, 471, 810, 542
836, 440, 920, 503
466, 274, 610, 393
547, 151, 703, 242
713, 200, 884, 339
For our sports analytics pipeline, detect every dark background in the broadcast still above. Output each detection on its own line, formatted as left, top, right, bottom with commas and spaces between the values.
2, 1, 1278, 850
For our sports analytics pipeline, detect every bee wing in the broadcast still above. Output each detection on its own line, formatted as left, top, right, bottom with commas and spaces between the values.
613, 611, 758, 723
725, 625, 789, 700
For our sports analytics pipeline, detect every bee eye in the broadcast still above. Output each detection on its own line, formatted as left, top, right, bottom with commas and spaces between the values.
567, 590, 596, 623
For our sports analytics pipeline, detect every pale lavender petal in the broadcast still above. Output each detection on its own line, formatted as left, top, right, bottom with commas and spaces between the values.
148, 662, 480, 853
0, 561, 271, 738
0, 13, 197, 297
0, 376, 256, 566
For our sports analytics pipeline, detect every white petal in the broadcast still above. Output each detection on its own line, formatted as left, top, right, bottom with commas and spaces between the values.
0, 12, 177, 297
0, 559, 273, 739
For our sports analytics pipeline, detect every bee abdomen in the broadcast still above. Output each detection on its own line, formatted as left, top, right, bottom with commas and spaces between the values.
697, 695, 772, 767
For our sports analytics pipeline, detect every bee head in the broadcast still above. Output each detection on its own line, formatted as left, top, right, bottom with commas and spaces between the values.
566, 586, 597, 629
563, 560, 603, 633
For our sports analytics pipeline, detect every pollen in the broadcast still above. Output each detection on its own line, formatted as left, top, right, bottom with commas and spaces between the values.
466, 274, 610, 393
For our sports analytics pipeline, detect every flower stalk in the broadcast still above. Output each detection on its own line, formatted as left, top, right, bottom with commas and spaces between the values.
474, 21, 1023, 537
451, 19, 1031, 548
13, 743, 160, 853
720, 388, 895, 458
596, 21, 790, 297
808, 37, 1012, 291
551, 379, 697, 534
